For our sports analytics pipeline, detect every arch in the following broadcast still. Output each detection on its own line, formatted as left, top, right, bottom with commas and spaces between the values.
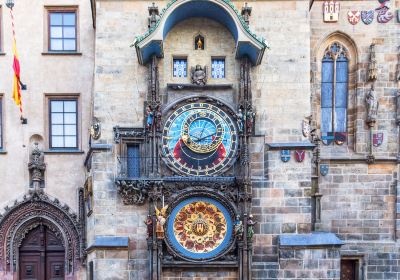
311, 31, 359, 146
134, 0, 268, 65
0, 191, 83, 277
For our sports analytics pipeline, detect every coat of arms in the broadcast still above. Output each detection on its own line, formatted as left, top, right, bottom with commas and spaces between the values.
376, 6, 393, 23
320, 164, 329, 176
348, 11, 361, 25
323, 1, 340, 22
373, 132, 384, 147
280, 150, 290, 163
361, 10, 374, 24
334, 132, 347, 145
294, 150, 305, 162
321, 132, 335, 145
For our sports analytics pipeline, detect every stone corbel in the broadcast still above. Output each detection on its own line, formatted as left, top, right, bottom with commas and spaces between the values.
113, 126, 146, 144
115, 179, 150, 205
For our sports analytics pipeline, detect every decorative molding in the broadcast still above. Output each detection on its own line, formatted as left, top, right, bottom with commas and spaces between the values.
115, 179, 154, 205
0, 190, 83, 274
266, 142, 316, 151
167, 83, 233, 90
113, 126, 146, 144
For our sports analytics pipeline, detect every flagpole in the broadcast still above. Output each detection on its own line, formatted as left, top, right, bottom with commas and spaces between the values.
6, 0, 27, 124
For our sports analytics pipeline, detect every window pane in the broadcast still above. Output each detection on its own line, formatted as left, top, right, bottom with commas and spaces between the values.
173, 59, 187, 77
211, 59, 225, 78
64, 113, 76, 124
321, 108, 333, 133
322, 59, 334, 82
336, 60, 348, 82
321, 83, 333, 108
63, 27, 76, 39
127, 145, 140, 177
51, 113, 64, 124
50, 13, 62, 25
335, 82, 348, 108
63, 39, 76, 51
63, 13, 76, 26
65, 136, 77, 148
64, 125, 77, 135
51, 125, 64, 135
51, 101, 63, 112
50, 27, 63, 38
335, 108, 347, 132
50, 39, 63, 51
51, 136, 64, 148
64, 101, 76, 112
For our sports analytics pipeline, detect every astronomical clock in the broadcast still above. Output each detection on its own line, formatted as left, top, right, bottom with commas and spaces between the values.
161, 102, 239, 176
159, 98, 240, 262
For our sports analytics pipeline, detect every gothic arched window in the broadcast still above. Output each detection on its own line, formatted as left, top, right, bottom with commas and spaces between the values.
321, 42, 348, 133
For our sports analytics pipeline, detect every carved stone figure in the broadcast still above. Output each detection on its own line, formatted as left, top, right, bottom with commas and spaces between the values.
241, 3, 252, 25
246, 106, 255, 134
237, 108, 244, 134
234, 215, 244, 240
368, 44, 378, 81
148, 2, 159, 29
155, 205, 168, 239
155, 105, 162, 131
191, 65, 207, 85
144, 215, 153, 238
302, 115, 312, 138
146, 106, 154, 130
366, 85, 379, 125
28, 143, 46, 188
247, 214, 257, 241
90, 117, 101, 140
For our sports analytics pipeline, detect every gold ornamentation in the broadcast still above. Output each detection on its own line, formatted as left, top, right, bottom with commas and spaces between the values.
173, 201, 227, 253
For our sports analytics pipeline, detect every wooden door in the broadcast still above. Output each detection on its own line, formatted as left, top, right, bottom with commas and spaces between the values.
19, 225, 65, 280
341, 259, 357, 280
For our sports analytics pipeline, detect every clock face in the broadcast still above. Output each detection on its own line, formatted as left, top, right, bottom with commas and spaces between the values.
162, 102, 239, 176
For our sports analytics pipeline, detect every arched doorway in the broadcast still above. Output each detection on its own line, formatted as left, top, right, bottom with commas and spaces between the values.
19, 225, 65, 280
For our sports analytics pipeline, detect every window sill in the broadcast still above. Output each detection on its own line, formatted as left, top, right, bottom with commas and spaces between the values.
45, 149, 85, 154
0, 149, 7, 154
42, 52, 82, 56
0, 52, 6, 56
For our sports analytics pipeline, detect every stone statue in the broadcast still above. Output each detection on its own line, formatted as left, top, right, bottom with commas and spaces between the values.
368, 44, 377, 81
237, 108, 244, 134
155, 204, 168, 239
146, 106, 154, 130
28, 143, 46, 189
366, 84, 379, 125
144, 215, 153, 238
90, 117, 101, 140
247, 214, 257, 241
148, 3, 159, 29
155, 105, 162, 131
302, 115, 312, 138
191, 65, 207, 85
246, 106, 255, 134
234, 215, 244, 240
396, 47, 400, 82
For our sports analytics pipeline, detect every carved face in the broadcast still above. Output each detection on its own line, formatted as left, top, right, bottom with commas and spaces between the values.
161, 102, 239, 176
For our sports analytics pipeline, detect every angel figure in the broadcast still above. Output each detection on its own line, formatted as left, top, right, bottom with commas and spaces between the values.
155, 204, 169, 239
191, 65, 207, 85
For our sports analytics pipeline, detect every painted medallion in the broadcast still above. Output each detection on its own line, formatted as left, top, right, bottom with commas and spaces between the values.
167, 197, 232, 259
162, 102, 239, 176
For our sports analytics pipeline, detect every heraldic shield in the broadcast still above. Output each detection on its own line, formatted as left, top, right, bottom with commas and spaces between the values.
373, 132, 383, 147
361, 10, 374, 24
320, 164, 329, 176
281, 150, 291, 162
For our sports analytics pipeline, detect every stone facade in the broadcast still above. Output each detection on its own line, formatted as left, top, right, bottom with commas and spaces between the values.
0, 0, 399, 279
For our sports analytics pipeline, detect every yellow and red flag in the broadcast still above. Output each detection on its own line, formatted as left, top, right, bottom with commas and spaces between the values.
10, 8, 23, 115
12, 38, 22, 113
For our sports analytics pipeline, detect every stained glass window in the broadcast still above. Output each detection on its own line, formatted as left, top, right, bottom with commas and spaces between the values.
173, 58, 187, 78
321, 42, 348, 133
211, 59, 225, 79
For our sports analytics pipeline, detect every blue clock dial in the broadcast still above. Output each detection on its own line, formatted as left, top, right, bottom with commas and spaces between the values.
162, 102, 238, 176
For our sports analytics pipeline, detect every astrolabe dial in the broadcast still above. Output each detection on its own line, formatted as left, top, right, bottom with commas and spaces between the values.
162, 102, 238, 176
167, 197, 233, 259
